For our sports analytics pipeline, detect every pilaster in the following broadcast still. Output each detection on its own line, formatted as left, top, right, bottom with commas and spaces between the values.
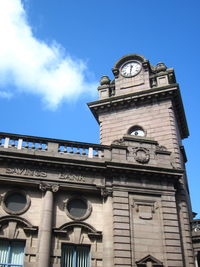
37, 183, 59, 267
113, 190, 131, 267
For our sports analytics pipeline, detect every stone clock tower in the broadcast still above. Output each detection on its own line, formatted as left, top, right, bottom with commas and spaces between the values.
88, 54, 188, 169
88, 54, 195, 267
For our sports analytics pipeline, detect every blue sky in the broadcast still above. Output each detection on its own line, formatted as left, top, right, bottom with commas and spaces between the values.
0, 0, 200, 216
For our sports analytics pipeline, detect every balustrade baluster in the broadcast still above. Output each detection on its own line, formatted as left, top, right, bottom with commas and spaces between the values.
82, 148, 86, 155
24, 142, 29, 149
63, 146, 67, 153
76, 148, 80, 154
38, 143, 42, 150
69, 146, 74, 154
31, 143, 35, 149
11, 140, 15, 147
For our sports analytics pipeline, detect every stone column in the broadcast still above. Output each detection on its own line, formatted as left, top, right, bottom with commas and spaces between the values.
102, 189, 114, 267
37, 183, 59, 267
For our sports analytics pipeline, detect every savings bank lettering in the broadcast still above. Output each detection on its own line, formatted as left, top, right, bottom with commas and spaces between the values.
6, 167, 47, 177
59, 172, 85, 182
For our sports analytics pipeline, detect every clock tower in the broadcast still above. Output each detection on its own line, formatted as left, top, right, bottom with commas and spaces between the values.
88, 54, 188, 169
88, 54, 195, 267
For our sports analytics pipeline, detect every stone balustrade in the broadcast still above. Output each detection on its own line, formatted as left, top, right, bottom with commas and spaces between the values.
58, 142, 104, 158
0, 135, 47, 151
0, 132, 177, 170
0, 132, 109, 159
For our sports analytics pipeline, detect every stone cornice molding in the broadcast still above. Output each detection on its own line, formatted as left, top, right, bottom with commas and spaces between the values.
88, 84, 189, 139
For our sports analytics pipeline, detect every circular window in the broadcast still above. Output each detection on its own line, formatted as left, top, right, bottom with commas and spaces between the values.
128, 126, 145, 137
66, 197, 92, 221
3, 190, 30, 215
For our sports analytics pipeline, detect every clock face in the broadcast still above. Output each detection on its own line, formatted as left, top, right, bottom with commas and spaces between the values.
121, 61, 141, 77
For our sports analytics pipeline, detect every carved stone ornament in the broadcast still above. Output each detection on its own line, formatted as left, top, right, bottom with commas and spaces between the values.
112, 67, 119, 78
156, 62, 167, 72
100, 188, 113, 198
156, 145, 167, 151
132, 200, 159, 220
96, 185, 112, 198
39, 183, 59, 192
112, 139, 125, 145
133, 147, 150, 164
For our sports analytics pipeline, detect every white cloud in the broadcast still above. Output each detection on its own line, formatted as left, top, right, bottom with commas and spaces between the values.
0, 0, 97, 109
0, 91, 12, 99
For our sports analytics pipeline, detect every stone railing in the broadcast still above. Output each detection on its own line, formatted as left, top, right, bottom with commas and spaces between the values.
58, 141, 105, 158
0, 132, 178, 170
0, 132, 110, 159
0, 133, 48, 151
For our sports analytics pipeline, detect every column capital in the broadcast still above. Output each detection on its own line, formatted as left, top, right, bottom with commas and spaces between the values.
39, 183, 59, 192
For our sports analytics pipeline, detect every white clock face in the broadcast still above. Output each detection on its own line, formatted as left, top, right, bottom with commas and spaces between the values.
121, 61, 141, 77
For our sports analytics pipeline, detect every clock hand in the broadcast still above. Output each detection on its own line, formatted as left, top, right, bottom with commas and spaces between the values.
130, 65, 133, 74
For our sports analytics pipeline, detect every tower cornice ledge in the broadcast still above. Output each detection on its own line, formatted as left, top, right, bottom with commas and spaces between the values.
88, 83, 189, 139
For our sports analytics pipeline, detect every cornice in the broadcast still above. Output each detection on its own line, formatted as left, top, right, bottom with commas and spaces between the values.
105, 160, 184, 178
87, 83, 189, 139
0, 148, 183, 180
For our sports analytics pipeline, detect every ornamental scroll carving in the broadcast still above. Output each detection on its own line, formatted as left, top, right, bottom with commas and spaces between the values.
39, 183, 59, 192
112, 139, 125, 145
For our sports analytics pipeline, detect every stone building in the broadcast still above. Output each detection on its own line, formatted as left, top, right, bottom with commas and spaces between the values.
0, 54, 199, 267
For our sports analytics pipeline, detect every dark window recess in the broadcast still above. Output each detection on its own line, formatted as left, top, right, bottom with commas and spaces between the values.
0, 239, 25, 266
5, 193, 27, 212
61, 244, 90, 267
67, 199, 87, 218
